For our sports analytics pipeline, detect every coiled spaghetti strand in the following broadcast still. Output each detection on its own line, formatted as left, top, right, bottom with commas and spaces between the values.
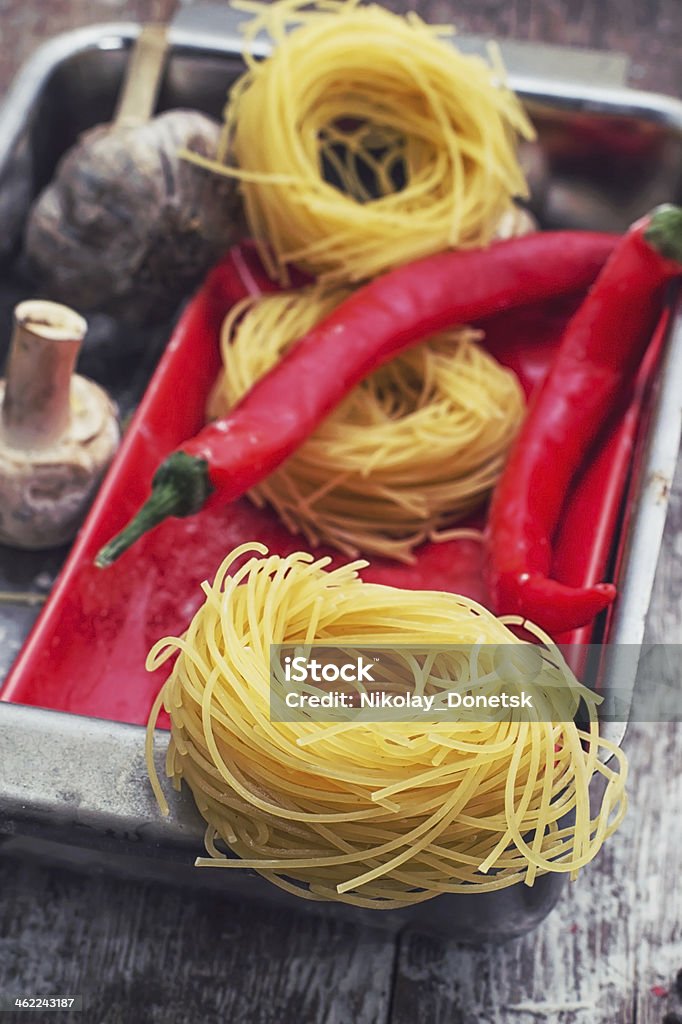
187, 0, 534, 285
146, 546, 627, 908
208, 287, 525, 559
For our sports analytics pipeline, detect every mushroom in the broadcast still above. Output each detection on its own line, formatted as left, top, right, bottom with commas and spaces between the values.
0, 300, 119, 549
22, 25, 239, 325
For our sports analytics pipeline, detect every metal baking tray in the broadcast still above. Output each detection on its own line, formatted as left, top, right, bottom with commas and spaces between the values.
0, 7, 681, 941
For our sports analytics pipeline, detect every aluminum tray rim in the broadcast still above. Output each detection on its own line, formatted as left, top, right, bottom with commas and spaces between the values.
4, 18, 682, 171
0, 17, 680, 935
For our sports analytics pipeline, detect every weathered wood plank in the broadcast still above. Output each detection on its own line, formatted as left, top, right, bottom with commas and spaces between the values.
0, 856, 396, 1024
392, 456, 682, 1023
391, 721, 682, 1024
0, 4, 680, 1024
420, 0, 682, 95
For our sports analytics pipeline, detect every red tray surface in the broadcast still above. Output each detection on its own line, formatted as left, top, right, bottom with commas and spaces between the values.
0, 245, 667, 726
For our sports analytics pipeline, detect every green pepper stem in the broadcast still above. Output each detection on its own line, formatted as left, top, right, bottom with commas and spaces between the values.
95, 452, 212, 568
94, 484, 187, 568
644, 204, 682, 264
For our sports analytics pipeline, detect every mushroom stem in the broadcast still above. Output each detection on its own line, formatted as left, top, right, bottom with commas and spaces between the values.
2, 300, 87, 449
114, 24, 170, 128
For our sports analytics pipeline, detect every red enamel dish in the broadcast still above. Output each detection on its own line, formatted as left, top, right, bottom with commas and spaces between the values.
0, 243, 668, 726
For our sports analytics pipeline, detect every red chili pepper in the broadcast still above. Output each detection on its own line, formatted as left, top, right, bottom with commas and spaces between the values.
95, 230, 615, 568
488, 205, 682, 635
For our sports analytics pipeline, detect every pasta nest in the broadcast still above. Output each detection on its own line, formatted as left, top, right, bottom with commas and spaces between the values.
189, 0, 535, 283
208, 286, 526, 560
147, 545, 627, 909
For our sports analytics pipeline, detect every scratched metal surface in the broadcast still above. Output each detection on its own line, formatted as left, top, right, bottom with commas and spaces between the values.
0, 2, 681, 1023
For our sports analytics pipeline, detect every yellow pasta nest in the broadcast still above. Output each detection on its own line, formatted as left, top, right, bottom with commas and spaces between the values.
189, 0, 535, 284
207, 286, 526, 560
147, 544, 627, 910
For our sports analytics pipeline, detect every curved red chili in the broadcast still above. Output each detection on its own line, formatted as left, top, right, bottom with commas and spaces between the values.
488, 205, 682, 634
95, 230, 616, 567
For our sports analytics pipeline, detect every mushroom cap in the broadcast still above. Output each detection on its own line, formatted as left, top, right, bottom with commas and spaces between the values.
0, 375, 120, 549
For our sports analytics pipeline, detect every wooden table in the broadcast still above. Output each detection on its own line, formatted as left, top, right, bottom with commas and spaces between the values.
1, 3, 681, 1022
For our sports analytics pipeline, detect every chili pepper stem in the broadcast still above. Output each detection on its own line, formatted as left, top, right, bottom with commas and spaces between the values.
95, 452, 212, 568
644, 204, 682, 263
489, 204, 682, 633
94, 232, 616, 567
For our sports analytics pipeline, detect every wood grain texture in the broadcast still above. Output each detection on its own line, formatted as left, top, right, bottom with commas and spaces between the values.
0, 857, 396, 1024
0, 0, 176, 100
390, 411, 682, 1024
391, 723, 682, 1024
420, 0, 682, 95
0, 2, 680, 1023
